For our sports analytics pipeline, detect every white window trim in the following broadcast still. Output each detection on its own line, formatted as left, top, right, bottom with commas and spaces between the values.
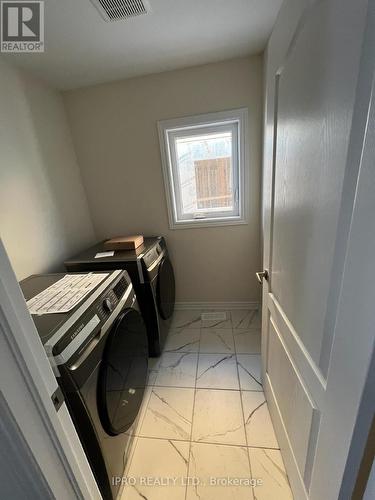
157, 108, 249, 229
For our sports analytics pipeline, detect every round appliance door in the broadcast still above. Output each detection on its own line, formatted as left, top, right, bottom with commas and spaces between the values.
156, 256, 176, 320
98, 308, 148, 436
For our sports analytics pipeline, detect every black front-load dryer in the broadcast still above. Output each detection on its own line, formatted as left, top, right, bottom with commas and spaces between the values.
65, 237, 175, 356
20, 270, 148, 500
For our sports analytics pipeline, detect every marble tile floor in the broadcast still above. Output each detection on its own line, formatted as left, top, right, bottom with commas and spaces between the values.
121, 309, 293, 500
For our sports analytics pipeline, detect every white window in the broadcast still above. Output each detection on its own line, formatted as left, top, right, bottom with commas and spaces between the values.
158, 108, 248, 229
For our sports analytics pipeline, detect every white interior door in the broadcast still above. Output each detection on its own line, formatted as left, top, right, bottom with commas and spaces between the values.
261, 0, 374, 499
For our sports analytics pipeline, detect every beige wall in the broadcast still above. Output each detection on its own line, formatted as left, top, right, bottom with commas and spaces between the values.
64, 56, 262, 302
0, 58, 95, 281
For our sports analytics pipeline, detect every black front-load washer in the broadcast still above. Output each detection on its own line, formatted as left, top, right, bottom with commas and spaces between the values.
20, 270, 148, 500
65, 237, 175, 356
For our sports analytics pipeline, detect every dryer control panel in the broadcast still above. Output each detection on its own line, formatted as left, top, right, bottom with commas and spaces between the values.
143, 240, 165, 269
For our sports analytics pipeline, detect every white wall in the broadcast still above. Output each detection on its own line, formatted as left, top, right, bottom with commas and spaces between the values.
63, 56, 263, 303
0, 58, 95, 280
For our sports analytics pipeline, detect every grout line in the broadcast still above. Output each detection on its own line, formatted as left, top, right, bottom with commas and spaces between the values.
127, 433, 280, 451
236, 351, 262, 356
166, 350, 241, 354
183, 326, 201, 500
152, 351, 261, 358
233, 327, 262, 331
234, 329, 255, 498
151, 384, 263, 392
233, 310, 264, 498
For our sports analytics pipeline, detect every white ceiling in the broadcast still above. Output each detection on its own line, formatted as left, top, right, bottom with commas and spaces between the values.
3, 0, 282, 90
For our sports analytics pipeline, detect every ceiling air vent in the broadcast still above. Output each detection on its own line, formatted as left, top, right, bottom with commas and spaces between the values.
90, 0, 151, 22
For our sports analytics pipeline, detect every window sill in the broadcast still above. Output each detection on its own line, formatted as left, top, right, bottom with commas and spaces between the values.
169, 217, 248, 230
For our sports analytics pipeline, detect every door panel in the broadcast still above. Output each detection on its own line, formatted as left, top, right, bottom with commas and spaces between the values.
268, 294, 325, 409
271, 0, 364, 370
268, 320, 317, 476
262, 0, 371, 499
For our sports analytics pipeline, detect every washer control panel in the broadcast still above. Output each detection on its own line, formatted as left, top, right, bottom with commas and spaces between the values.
96, 275, 128, 321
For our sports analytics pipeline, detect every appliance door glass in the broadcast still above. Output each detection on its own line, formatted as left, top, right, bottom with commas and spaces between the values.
156, 256, 175, 320
98, 308, 148, 436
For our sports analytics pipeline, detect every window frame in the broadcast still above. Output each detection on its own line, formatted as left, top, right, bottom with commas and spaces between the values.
157, 108, 249, 229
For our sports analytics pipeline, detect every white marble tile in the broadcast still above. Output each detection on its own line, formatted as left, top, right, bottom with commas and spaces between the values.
147, 370, 158, 386
196, 354, 239, 390
186, 442, 253, 500
201, 313, 232, 329
148, 357, 161, 385
199, 329, 235, 353
249, 448, 293, 500
155, 352, 198, 387
139, 387, 194, 441
234, 328, 261, 354
241, 392, 279, 448
129, 386, 153, 437
171, 310, 202, 329
231, 309, 261, 330
164, 328, 200, 353
237, 355, 263, 391
123, 437, 189, 500
125, 385, 153, 440
192, 389, 246, 446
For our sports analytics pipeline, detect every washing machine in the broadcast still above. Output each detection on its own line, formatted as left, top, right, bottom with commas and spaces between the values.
20, 270, 148, 500
64, 237, 175, 356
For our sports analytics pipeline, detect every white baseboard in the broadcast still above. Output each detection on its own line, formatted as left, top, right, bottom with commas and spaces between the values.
174, 301, 260, 311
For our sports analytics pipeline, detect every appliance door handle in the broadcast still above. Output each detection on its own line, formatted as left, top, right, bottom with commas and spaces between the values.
256, 270, 269, 284
147, 251, 165, 272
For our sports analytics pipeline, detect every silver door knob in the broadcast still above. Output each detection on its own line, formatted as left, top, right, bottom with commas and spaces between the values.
256, 270, 269, 284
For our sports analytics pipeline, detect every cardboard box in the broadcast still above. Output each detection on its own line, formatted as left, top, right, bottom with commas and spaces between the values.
104, 235, 144, 251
